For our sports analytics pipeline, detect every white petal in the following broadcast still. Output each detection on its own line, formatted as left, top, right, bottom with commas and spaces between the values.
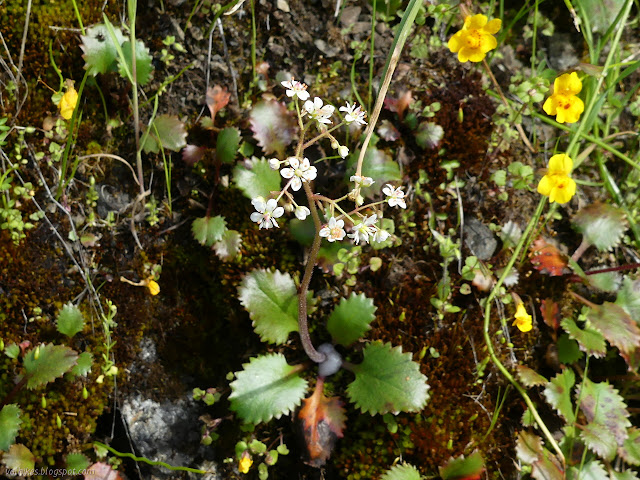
272, 206, 285, 218
290, 177, 302, 191
250, 212, 263, 223
281, 167, 294, 179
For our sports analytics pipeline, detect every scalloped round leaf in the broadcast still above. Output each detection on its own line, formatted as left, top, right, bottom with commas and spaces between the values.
415, 121, 444, 149
576, 378, 630, 444
588, 271, 622, 292
439, 451, 484, 480
587, 302, 640, 363
580, 422, 617, 462
516, 431, 564, 480
560, 317, 606, 358
619, 427, 640, 466
347, 342, 429, 415
0, 404, 22, 451
118, 40, 154, 85
327, 292, 377, 346
568, 460, 607, 480
56, 302, 85, 338
249, 100, 297, 156
214, 229, 242, 261
616, 277, 640, 322
238, 269, 300, 344
192, 215, 227, 247
543, 369, 576, 423
70, 351, 93, 377
229, 353, 308, 424
380, 463, 422, 480
610, 471, 640, 480
556, 333, 583, 364
573, 202, 627, 251
66, 452, 91, 472
2, 444, 35, 471
217, 127, 241, 164
80, 24, 126, 76
23, 344, 78, 389
516, 365, 548, 387
149, 114, 187, 152
233, 157, 282, 200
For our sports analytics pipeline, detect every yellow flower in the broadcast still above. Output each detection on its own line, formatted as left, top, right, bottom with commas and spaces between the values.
59, 85, 78, 120
537, 154, 577, 204
238, 454, 252, 474
147, 279, 160, 296
542, 72, 584, 123
447, 14, 502, 63
513, 302, 532, 332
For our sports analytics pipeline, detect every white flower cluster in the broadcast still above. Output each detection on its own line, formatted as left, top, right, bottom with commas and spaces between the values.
249, 78, 407, 246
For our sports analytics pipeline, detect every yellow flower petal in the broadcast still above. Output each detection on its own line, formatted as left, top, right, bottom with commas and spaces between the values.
484, 18, 502, 34
537, 174, 554, 196
549, 176, 576, 204
548, 154, 573, 176
447, 32, 464, 53
513, 303, 532, 332
239, 456, 252, 474
555, 72, 582, 95
147, 280, 160, 296
59, 86, 78, 120
542, 96, 557, 116
480, 34, 498, 53
448, 14, 500, 63
466, 14, 488, 29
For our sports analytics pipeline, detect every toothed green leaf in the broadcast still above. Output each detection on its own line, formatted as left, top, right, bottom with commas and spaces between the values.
380, 463, 422, 480
619, 427, 640, 466
577, 378, 630, 445
327, 292, 377, 346
229, 353, 308, 424
217, 127, 241, 164
118, 40, 154, 85
2, 444, 35, 471
580, 422, 617, 461
560, 317, 606, 358
543, 369, 576, 423
192, 215, 227, 247
587, 302, 640, 366
616, 278, 640, 322
516, 431, 564, 480
80, 24, 126, 76
0, 404, 22, 451
347, 342, 429, 415
233, 157, 282, 200
56, 303, 85, 338
66, 452, 91, 472
23, 344, 78, 389
572, 202, 627, 252
439, 451, 484, 480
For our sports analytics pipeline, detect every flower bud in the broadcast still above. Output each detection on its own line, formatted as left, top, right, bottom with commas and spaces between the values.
268, 158, 280, 170
295, 205, 310, 220
338, 145, 349, 158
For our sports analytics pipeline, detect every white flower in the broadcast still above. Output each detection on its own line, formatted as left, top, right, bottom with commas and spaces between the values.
250, 198, 284, 229
383, 184, 407, 208
319, 217, 346, 242
303, 97, 335, 125
372, 228, 390, 243
350, 175, 375, 187
295, 205, 311, 220
280, 157, 317, 191
281, 78, 310, 101
338, 145, 349, 158
268, 158, 281, 170
348, 214, 377, 245
339, 102, 367, 126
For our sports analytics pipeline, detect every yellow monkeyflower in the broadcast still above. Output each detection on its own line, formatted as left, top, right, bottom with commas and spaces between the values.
537, 154, 577, 204
543, 72, 584, 124
147, 279, 160, 296
448, 14, 502, 63
513, 302, 532, 332
59, 85, 78, 120
238, 454, 252, 474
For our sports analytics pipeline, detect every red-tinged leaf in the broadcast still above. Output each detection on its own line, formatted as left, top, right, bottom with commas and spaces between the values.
377, 119, 401, 141
439, 451, 484, 480
516, 431, 564, 480
206, 85, 231, 121
182, 145, 207, 166
298, 378, 346, 467
85, 462, 125, 480
541, 299, 560, 330
516, 365, 548, 387
530, 238, 568, 276
384, 90, 412, 120
587, 302, 640, 369
250, 100, 297, 157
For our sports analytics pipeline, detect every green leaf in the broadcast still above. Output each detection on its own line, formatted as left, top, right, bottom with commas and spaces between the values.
556, 334, 583, 364
380, 463, 422, 480
516, 431, 564, 480
616, 277, 640, 322
23, 343, 78, 389
439, 451, 484, 480
587, 302, 640, 363
80, 24, 126, 76
5, 343, 20, 359
192, 215, 227, 247
347, 342, 429, 415
238, 269, 300, 345
217, 127, 241, 164
0, 404, 22, 451
56, 303, 85, 338
580, 422, 617, 461
568, 460, 608, 480
515, 365, 547, 387
610, 471, 640, 480
66, 452, 91, 472
588, 271, 621, 292
233, 157, 282, 200
213, 229, 243, 261
577, 0, 625, 32
327, 293, 377, 346
145, 114, 187, 153
543, 369, 576, 423
577, 378, 630, 445
229, 353, 308, 424
619, 427, 640, 466
572, 202, 627, 251
415, 122, 444, 149
347, 147, 401, 196
118, 40, 154, 85
560, 317, 606, 358
2, 444, 35, 471
70, 351, 93, 377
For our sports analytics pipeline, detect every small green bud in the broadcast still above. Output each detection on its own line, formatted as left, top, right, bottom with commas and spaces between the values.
41, 396, 47, 408
34, 345, 40, 360
56, 414, 62, 428
82, 386, 89, 399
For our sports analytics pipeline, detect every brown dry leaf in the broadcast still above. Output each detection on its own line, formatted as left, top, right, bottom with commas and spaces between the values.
384, 90, 413, 120
206, 85, 230, 121
530, 238, 568, 276
540, 299, 560, 330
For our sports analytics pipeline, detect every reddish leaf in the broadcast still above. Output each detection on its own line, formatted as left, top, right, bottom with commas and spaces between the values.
182, 144, 207, 166
298, 378, 346, 467
377, 119, 401, 142
530, 238, 568, 276
384, 90, 412, 120
540, 299, 560, 330
206, 85, 231, 121
85, 462, 125, 480
249, 100, 297, 157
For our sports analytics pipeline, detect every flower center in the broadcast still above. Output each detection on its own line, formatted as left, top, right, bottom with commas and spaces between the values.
466, 30, 482, 49
330, 227, 341, 237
